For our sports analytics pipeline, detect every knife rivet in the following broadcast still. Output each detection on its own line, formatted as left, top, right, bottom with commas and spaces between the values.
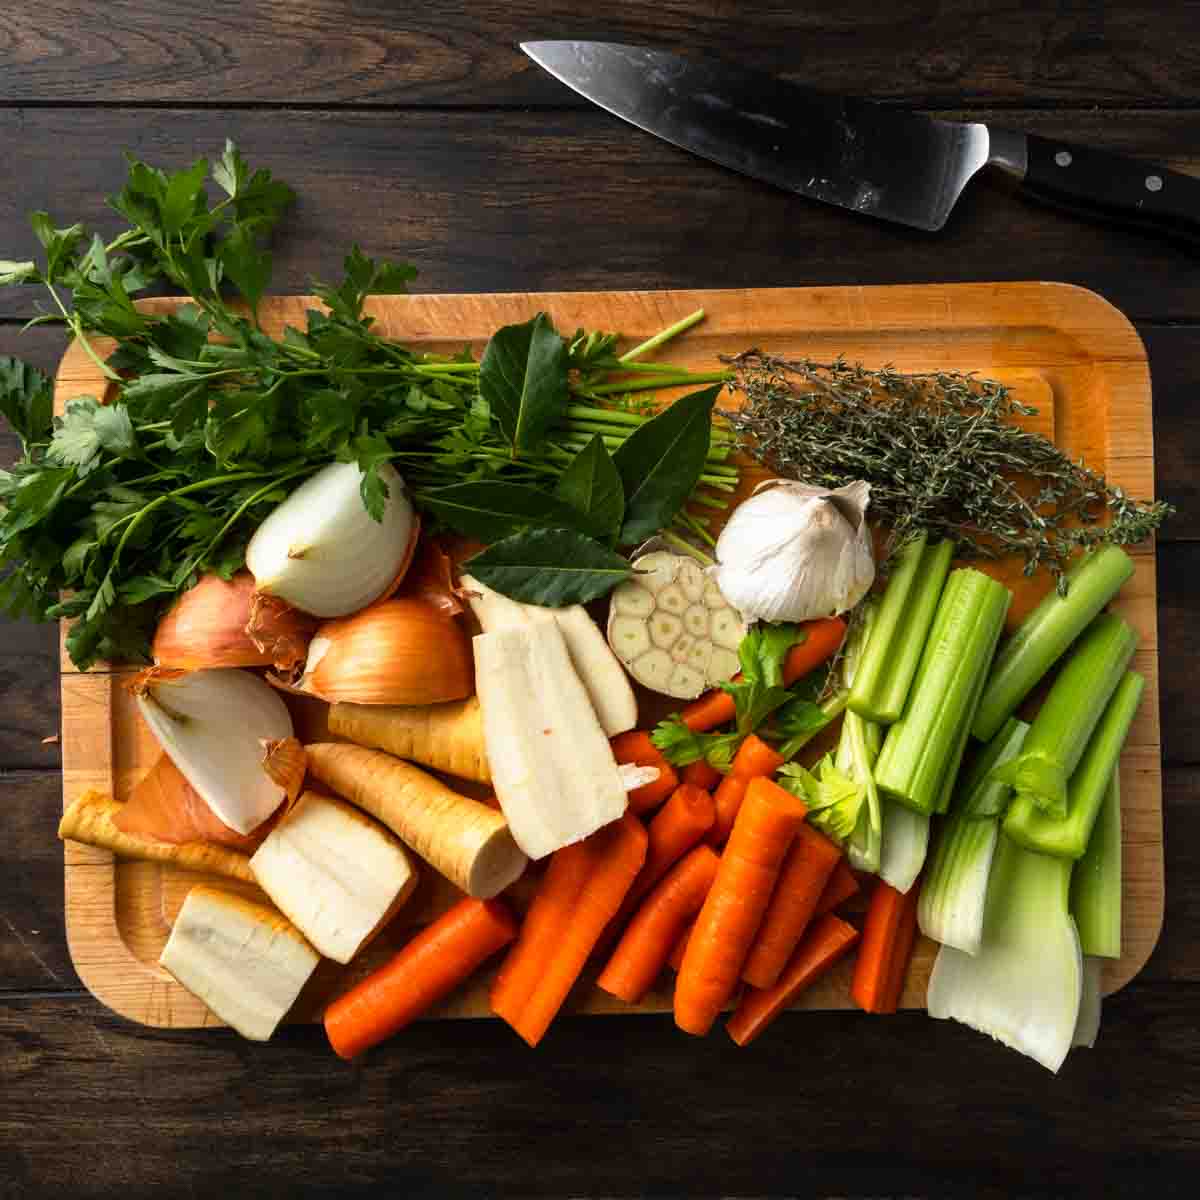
1145, 174, 1163, 192
1054, 150, 1072, 168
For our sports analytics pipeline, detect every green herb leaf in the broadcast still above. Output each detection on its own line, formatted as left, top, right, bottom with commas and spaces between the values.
612, 384, 719, 543
0, 260, 38, 286
349, 434, 394, 522
0, 356, 54, 450
419, 481, 589, 543
553, 434, 624, 541
47, 397, 138, 473
219, 224, 272, 318
479, 312, 568, 454
465, 527, 632, 606
720, 622, 803, 735
651, 714, 741, 771
313, 246, 417, 325
779, 755, 865, 842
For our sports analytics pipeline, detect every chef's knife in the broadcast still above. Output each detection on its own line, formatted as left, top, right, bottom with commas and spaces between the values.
521, 40, 1199, 239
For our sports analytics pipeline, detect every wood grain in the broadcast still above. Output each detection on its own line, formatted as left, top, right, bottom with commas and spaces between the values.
1, 982, 1199, 1197
2, 109, 1200, 326
1, 1, 1198, 108
52, 282, 1163, 1029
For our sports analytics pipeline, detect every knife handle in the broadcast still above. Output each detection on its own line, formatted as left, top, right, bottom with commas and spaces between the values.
1021, 133, 1200, 244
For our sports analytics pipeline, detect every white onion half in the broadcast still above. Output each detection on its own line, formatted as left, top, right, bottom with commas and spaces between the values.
246, 461, 416, 618
135, 668, 294, 835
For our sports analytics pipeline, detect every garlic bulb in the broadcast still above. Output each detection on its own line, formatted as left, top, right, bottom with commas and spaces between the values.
245, 461, 418, 618
711, 480, 875, 624
132, 668, 295, 835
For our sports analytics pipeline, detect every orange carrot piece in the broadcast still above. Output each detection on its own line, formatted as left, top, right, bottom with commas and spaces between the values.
726, 914, 860, 1046
730, 733, 786, 779
679, 617, 847, 733
627, 763, 679, 814
883, 881, 921, 1012
597, 845, 720, 1004
742, 823, 843, 990
813, 858, 861, 916
674, 777, 807, 1036
610, 730, 678, 813
682, 759, 721, 791
491, 814, 647, 1046
708, 773, 749, 846
597, 784, 715, 955
667, 918, 694, 972
324, 897, 516, 1059
610, 730, 664, 767
851, 877, 920, 1015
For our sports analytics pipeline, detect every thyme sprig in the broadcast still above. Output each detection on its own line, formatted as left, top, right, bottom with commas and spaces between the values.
725, 352, 1171, 590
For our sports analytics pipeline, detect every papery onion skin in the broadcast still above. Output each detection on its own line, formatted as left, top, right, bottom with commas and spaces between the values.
153, 571, 315, 672
246, 461, 418, 618
302, 598, 474, 706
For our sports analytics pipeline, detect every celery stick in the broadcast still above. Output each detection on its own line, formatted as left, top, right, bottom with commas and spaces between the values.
849, 535, 954, 724
993, 614, 1136, 819
973, 545, 1135, 742
879, 799, 928, 894
843, 710, 882, 874
1070, 773, 1122, 958
1072, 957, 1103, 1049
917, 718, 1029, 954
1004, 671, 1144, 859
874, 569, 1012, 816
927, 832, 1082, 1074
931, 645, 997, 815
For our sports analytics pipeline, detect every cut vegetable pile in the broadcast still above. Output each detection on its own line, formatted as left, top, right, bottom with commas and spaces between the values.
7, 144, 1168, 1068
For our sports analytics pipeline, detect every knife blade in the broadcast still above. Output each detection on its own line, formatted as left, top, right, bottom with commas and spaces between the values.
522, 40, 1199, 240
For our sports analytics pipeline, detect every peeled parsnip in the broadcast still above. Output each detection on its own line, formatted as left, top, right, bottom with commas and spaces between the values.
606, 551, 745, 699
461, 574, 637, 736
305, 742, 528, 898
329, 696, 491, 784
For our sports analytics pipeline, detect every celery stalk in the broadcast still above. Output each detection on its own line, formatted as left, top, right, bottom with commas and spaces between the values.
973, 545, 1135, 743
994, 615, 1136, 819
878, 799, 928, 894
849, 535, 954, 724
874, 569, 1012, 815
843, 711, 882, 874
1004, 671, 1144, 859
1072, 956, 1103, 1049
931, 654, 993, 815
926, 832, 1082, 1074
1070, 772, 1122, 958
918, 718, 1029, 954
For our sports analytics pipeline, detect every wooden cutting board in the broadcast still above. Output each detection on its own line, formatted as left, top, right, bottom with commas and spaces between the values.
57, 282, 1163, 1031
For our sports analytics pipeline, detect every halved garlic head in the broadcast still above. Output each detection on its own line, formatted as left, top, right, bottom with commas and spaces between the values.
606, 551, 745, 699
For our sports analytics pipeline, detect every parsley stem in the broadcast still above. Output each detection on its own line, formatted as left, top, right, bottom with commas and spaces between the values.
675, 509, 718, 548
619, 308, 706, 363
662, 528, 716, 565
584, 370, 731, 396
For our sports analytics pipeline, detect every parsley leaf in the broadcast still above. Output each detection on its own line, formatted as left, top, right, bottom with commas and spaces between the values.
651, 714, 741, 772
0, 356, 54, 451
721, 623, 805, 735
778, 755, 865, 842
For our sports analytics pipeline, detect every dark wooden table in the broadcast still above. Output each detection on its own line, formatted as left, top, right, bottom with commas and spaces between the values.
2, 4, 1199, 1195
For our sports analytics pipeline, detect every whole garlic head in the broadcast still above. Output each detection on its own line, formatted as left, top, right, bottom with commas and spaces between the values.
710, 479, 875, 624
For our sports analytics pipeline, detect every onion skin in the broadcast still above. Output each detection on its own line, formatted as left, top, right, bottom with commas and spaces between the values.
306, 598, 474, 706
153, 571, 315, 672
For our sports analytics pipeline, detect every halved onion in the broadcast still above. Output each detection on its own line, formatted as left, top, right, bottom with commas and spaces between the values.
152, 570, 315, 672
286, 598, 474, 706
131, 668, 295, 836
245, 461, 418, 618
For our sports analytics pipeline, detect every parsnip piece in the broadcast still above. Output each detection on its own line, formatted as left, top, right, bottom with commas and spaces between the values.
329, 696, 491, 784
58, 790, 254, 882
473, 622, 628, 860
249, 790, 418, 963
606, 551, 745, 699
461, 574, 638, 736
305, 742, 527, 898
159, 885, 319, 1041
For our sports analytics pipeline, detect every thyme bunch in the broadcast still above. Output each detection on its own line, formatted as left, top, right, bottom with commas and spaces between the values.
725, 352, 1171, 590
